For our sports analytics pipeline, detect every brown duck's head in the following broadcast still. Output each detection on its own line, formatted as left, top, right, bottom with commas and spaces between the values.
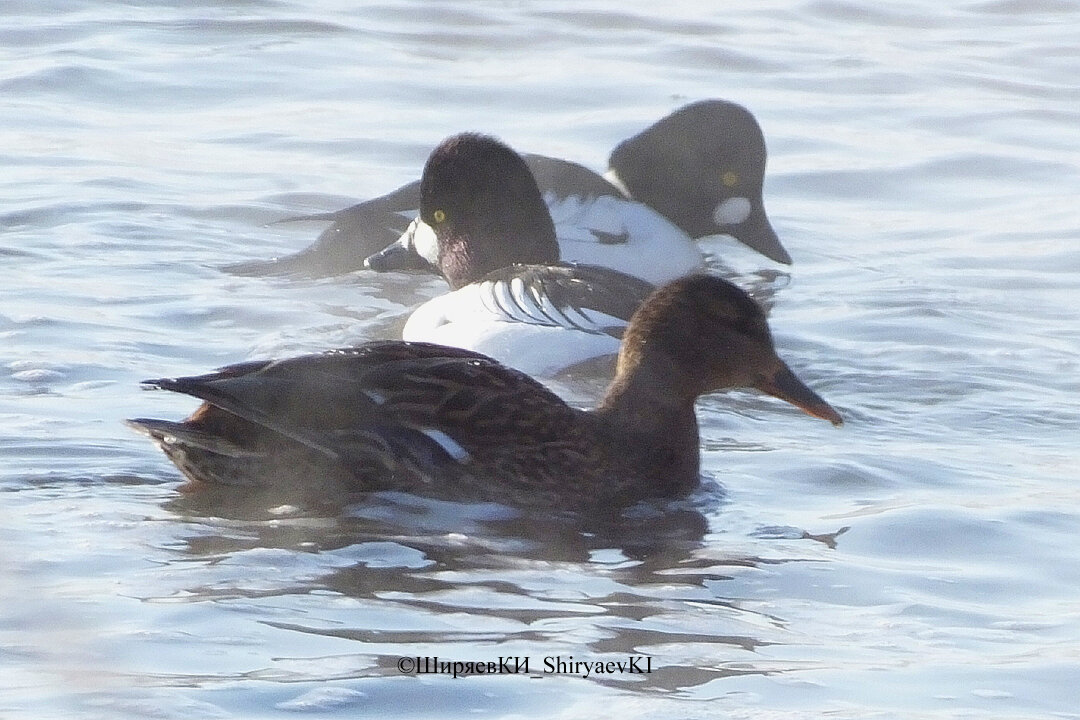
616, 274, 842, 425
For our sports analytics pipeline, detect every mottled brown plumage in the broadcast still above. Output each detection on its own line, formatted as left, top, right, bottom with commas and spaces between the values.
129, 275, 842, 509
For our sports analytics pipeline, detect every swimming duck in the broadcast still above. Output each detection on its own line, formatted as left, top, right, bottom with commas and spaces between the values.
229, 100, 789, 277
366, 132, 657, 376
127, 274, 842, 510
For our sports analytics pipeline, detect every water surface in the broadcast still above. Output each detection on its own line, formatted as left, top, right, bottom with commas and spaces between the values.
2, 2, 1078, 718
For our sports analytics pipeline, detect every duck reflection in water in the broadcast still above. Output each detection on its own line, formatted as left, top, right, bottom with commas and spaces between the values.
161, 484, 847, 695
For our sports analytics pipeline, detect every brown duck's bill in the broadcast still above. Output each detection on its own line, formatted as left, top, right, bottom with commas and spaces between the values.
756, 363, 843, 426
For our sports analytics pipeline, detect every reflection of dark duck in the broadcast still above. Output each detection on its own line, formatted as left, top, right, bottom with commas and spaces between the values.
129, 274, 841, 510
229, 100, 789, 278
163, 487, 712, 565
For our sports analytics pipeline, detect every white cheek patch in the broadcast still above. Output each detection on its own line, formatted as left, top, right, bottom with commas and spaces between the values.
602, 169, 632, 197
712, 196, 752, 226
406, 217, 440, 265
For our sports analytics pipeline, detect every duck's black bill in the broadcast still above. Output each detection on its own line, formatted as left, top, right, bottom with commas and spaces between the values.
730, 206, 792, 265
756, 362, 843, 426
363, 237, 436, 274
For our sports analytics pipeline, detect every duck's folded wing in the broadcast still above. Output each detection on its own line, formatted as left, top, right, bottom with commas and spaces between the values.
226, 182, 421, 277
125, 418, 266, 458
474, 263, 655, 338
232, 156, 622, 279
522, 154, 626, 200
136, 342, 571, 473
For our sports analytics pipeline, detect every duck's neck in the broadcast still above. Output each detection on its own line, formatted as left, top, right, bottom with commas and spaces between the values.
598, 364, 698, 436
441, 218, 559, 290
593, 360, 701, 492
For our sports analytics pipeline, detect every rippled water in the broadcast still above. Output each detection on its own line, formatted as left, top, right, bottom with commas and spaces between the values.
3, 2, 1078, 718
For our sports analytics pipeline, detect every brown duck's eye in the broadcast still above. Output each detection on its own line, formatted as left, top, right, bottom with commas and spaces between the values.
721, 171, 739, 188
432, 209, 446, 223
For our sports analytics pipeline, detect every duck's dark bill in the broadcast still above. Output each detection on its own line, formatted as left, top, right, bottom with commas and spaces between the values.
731, 207, 792, 265
364, 237, 436, 274
756, 363, 843, 426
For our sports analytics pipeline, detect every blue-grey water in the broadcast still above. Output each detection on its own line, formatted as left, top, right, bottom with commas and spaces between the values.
3, 2, 1078, 718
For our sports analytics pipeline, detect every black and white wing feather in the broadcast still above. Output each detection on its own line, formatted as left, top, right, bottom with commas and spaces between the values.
472, 263, 654, 337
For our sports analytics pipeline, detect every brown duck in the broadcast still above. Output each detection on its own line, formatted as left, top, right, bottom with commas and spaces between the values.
128, 274, 841, 509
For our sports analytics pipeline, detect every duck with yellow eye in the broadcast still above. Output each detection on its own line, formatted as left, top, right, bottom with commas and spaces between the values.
366, 133, 661, 376
243, 99, 789, 278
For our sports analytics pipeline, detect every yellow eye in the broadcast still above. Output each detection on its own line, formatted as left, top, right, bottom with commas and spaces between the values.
432, 209, 446, 223
722, 171, 739, 188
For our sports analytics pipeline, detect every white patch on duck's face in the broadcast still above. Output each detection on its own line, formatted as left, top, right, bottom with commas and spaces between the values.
602, 169, 632, 198
712, 196, 752, 227
404, 217, 440, 266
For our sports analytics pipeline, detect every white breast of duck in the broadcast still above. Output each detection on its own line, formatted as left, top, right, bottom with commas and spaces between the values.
402, 265, 652, 377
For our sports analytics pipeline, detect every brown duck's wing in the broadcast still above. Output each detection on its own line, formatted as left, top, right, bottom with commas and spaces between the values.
125, 417, 266, 458
139, 341, 580, 478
